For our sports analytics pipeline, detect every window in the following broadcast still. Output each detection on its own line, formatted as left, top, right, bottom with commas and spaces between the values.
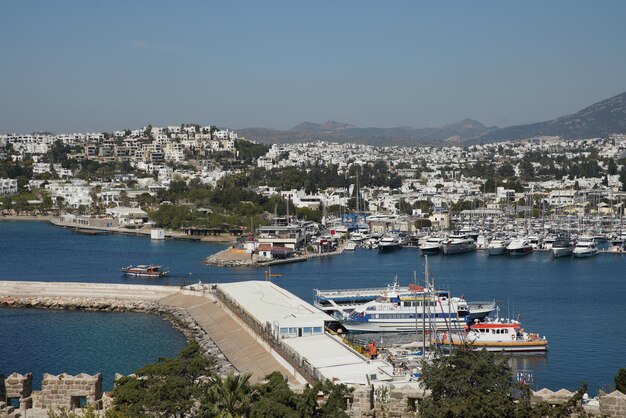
303, 327, 313, 336
313, 327, 323, 334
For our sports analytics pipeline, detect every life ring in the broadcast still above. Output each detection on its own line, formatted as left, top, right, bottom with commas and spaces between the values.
442, 332, 447, 341
360, 312, 364, 318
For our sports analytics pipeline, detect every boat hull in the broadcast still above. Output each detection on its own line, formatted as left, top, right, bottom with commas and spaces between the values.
552, 247, 572, 258
378, 244, 402, 253
342, 319, 467, 333
440, 340, 548, 353
420, 246, 442, 255
443, 244, 476, 255
487, 247, 505, 256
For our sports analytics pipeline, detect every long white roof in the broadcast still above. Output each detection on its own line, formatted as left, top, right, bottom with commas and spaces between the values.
217, 281, 333, 325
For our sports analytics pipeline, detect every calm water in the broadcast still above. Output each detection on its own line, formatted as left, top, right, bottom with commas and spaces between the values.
1, 221, 626, 393
0, 308, 187, 391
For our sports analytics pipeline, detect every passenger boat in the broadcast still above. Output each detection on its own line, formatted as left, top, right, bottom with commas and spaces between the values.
121, 264, 169, 278
341, 287, 470, 333
439, 317, 548, 352
419, 236, 445, 255
572, 241, 599, 258
506, 238, 533, 256
313, 277, 495, 324
551, 235, 574, 258
442, 234, 476, 255
487, 239, 508, 256
378, 235, 402, 253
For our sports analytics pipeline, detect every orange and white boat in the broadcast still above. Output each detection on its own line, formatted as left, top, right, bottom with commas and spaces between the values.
439, 317, 548, 353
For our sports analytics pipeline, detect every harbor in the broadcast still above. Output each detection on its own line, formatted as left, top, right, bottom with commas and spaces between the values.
1, 221, 626, 395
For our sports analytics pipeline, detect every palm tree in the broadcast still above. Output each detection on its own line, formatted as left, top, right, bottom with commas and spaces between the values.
197, 372, 254, 418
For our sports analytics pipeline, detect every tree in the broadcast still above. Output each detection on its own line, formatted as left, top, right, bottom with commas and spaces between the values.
112, 341, 214, 418
199, 372, 255, 418
420, 349, 586, 418
616, 368, 626, 393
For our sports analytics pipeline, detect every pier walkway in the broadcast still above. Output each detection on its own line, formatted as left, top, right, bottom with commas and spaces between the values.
159, 292, 297, 384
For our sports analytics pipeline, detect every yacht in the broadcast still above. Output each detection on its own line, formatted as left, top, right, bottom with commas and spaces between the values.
487, 239, 508, 256
551, 235, 574, 258
506, 238, 533, 256
573, 241, 599, 258
378, 235, 402, 253
419, 236, 445, 255
442, 234, 477, 255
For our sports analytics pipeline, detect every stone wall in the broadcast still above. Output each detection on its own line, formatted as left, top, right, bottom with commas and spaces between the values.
36, 373, 102, 410
4, 372, 33, 409
600, 390, 626, 417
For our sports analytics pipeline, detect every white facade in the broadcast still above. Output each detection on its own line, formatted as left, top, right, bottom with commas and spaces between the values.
0, 178, 18, 195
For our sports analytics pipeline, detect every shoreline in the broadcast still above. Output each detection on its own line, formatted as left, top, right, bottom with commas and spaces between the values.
0, 295, 236, 376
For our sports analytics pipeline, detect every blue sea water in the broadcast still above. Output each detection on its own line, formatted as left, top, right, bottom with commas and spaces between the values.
1, 221, 626, 394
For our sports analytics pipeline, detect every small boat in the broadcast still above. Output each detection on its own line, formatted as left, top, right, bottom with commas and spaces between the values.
572, 241, 599, 258
552, 235, 574, 258
439, 317, 548, 353
121, 264, 169, 278
487, 239, 508, 256
344, 241, 357, 251
506, 238, 533, 256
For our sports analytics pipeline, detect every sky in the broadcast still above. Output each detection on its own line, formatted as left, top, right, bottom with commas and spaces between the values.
1, 1, 626, 134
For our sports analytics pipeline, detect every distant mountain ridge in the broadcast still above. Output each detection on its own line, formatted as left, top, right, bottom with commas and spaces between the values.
237, 118, 495, 146
236, 91, 626, 146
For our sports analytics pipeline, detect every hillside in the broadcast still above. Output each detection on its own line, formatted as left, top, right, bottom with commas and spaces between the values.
472, 91, 626, 143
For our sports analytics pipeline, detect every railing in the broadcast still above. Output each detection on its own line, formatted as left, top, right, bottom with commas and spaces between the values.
213, 287, 321, 384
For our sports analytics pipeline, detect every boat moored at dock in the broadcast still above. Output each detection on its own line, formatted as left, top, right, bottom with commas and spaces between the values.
439, 317, 548, 352
573, 241, 599, 258
442, 234, 477, 255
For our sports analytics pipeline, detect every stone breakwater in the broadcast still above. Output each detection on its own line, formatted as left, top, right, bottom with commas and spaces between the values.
0, 296, 236, 376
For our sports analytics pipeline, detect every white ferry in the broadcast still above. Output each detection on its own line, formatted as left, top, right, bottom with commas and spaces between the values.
313, 279, 495, 325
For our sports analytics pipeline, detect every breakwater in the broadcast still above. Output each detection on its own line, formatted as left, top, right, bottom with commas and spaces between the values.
0, 287, 236, 377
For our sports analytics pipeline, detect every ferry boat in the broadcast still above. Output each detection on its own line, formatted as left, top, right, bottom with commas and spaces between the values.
121, 264, 169, 278
439, 317, 548, 352
572, 241, 599, 258
313, 279, 495, 325
341, 288, 470, 333
442, 234, 477, 255
506, 238, 533, 256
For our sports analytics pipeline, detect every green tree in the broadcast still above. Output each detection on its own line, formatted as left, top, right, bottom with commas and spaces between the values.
616, 368, 626, 393
199, 372, 254, 418
112, 341, 214, 418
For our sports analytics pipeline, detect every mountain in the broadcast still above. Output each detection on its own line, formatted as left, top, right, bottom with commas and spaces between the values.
236, 91, 626, 146
473, 91, 626, 143
237, 119, 493, 146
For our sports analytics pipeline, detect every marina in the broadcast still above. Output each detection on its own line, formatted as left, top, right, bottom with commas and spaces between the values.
1, 220, 626, 393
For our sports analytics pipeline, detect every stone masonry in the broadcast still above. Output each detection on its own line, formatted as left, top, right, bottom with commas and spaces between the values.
4, 373, 33, 409
600, 390, 626, 418
36, 373, 102, 410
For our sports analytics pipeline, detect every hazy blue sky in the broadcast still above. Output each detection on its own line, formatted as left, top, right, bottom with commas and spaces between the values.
1, 1, 626, 133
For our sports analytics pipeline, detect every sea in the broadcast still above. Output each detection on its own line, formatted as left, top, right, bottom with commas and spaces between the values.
1, 221, 625, 394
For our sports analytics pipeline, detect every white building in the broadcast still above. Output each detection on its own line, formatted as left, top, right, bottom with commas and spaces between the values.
0, 178, 18, 195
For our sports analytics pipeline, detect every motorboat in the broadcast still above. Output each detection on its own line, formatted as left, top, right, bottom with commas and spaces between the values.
487, 239, 508, 256
442, 234, 476, 255
344, 241, 357, 251
506, 238, 533, 256
551, 235, 574, 258
439, 317, 548, 353
419, 236, 445, 255
378, 235, 403, 253
121, 264, 169, 278
572, 241, 599, 258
